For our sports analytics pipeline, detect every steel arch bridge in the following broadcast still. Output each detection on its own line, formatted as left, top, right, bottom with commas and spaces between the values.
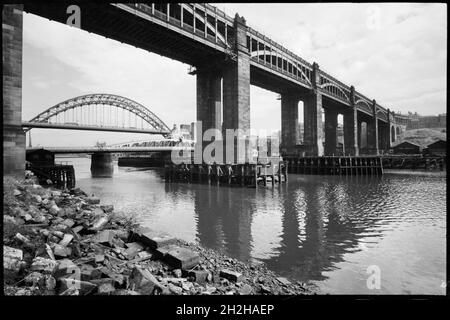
22, 94, 172, 135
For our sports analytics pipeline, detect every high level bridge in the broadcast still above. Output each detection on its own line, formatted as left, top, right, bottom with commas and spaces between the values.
4, 3, 400, 176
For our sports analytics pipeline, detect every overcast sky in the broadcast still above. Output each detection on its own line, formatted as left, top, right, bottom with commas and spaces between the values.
22, 3, 446, 147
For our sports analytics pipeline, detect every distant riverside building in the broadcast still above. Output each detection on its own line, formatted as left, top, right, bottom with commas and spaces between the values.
393, 112, 446, 131
171, 123, 193, 140
392, 141, 422, 155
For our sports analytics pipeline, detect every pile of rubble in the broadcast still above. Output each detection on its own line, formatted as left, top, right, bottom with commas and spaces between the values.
3, 173, 317, 296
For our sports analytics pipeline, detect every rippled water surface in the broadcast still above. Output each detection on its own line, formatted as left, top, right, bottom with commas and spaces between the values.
66, 157, 446, 294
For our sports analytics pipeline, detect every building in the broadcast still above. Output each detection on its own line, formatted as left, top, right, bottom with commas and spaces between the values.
425, 139, 446, 157
171, 123, 193, 140
393, 111, 447, 130
392, 141, 422, 155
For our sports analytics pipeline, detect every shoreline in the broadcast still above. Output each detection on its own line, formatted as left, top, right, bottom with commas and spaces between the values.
3, 172, 317, 296
383, 169, 446, 177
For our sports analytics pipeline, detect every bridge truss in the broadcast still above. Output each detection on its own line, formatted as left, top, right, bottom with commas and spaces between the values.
24, 93, 172, 134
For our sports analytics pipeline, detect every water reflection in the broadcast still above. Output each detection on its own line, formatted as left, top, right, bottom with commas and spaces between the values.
73, 157, 446, 294
162, 175, 390, 282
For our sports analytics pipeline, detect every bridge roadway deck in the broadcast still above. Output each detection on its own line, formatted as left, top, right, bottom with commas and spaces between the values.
22, 122, 170, 135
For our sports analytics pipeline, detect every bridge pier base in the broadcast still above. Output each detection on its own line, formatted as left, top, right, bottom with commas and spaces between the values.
303, 91, 324, 156
324, 109, 338, 156
280, 94, 300, 155
343, 109, 359, 156
222, 14, 251, 164
303, 63, 324, 157
91, 153, 114, 177
3, 4, 25, 176
367, 100, 379, 155
196, 67, 222, 155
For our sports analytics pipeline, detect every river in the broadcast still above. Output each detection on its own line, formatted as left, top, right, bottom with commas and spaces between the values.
60, 156, 446, 295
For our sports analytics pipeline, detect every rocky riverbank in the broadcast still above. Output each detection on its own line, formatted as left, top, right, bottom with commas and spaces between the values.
3, 172, 317, 296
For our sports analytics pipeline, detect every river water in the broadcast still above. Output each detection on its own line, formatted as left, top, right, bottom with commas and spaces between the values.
62, 156, 446, 295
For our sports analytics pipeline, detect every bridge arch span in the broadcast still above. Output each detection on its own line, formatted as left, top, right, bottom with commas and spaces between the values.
25, 93, 171, 133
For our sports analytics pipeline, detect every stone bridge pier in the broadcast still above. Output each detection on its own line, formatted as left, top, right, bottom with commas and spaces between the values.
196, 14, 251, 164
3, 4, 25, 176
280, 63, 324, 157
90, 153, 114, 177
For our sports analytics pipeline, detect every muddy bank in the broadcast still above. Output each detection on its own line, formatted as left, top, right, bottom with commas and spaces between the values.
3, 172, 317, 296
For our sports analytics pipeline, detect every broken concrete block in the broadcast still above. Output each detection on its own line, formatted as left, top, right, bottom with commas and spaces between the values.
59, 234, 74, 247
164, 247, 200, 270
30, 257, 58, 274
61, 218, 75, 228
133, 228, 177, 250
49, 204, 60, 215
154, 244, 179, 259
101, 269, 126, 287
92, 208, 104, 217
53, 244, 72, 258
188, 270, 209, 284
168, 283, 183, 295
80, 264, 102, 281
4, 246, 24, 273
173, 269, 182, 278
219, 269, 242, 282
276, 277, 291, 286
95, 254, 105, 264
124, 242, 145, 260
129, 267, 163, 295
91, 278, 116, 295
58, 278, 97, 295
72, 226, 84, 234
14, 233, 30, 243
54, 259, 78, 279
91, 230, 115, 247
25, 272, 45, 286
90, 216, 109, 231
23, 213, 33, 222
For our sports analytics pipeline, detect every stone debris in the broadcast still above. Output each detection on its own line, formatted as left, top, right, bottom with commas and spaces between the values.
220, 269, 243, 282
164, 247, 200, 270
3, 176, 316, 296
4, 246, 24, 274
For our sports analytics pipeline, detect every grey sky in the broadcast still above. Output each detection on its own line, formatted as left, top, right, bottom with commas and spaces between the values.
22, 3, 447, 147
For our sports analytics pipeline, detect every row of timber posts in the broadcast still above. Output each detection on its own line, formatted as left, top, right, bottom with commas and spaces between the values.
26, 163, 76, 189
164, 162, 288, 187
284, 156, 383, 176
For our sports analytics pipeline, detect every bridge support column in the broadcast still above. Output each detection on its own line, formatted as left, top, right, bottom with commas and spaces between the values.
343, 86, 359, 156
367, 100, 379, 155
280, 94, 299, 155
3, 4, 25, 176
324, 109, 338, 156
222, 14, 251, 163
378, 121, 390, 154
91, 153, 114, 177
196, 68, 222, 155
357, 119, 362, 151
303, 63, 324, 156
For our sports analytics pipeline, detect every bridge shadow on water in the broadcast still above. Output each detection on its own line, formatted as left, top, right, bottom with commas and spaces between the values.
161, 173, 397, 283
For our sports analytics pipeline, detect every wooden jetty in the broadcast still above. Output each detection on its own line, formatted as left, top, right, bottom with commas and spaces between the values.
380, 155, 446, 171
26, 162, 76, 189
165, 158, 288, 187
284, 156, 383, 176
